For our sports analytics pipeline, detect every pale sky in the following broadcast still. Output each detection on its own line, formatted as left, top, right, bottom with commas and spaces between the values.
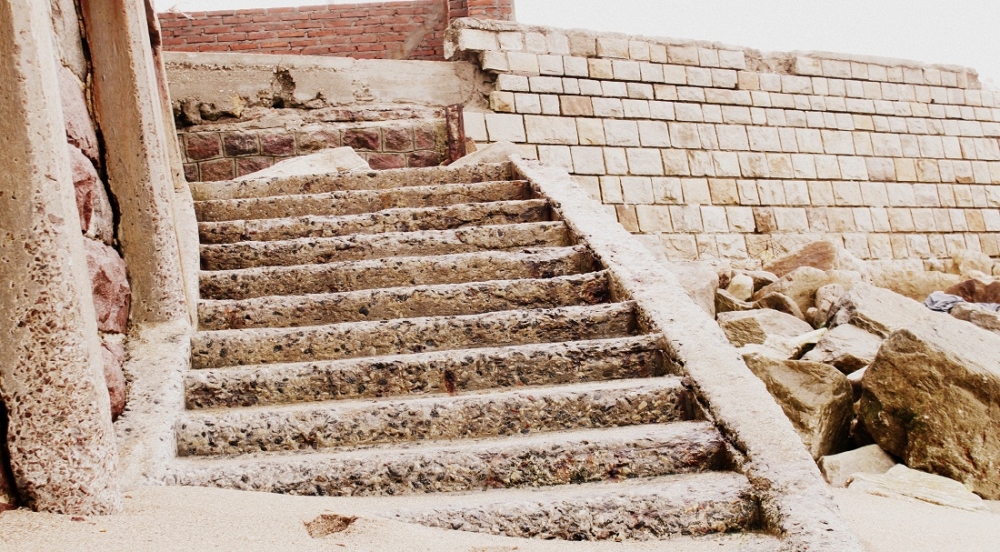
156, 0, 1000, 87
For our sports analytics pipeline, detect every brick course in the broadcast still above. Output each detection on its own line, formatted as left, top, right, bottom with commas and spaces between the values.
158, 0, 514, 60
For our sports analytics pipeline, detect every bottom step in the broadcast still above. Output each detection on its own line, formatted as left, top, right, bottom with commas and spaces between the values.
388, 472, 760, 541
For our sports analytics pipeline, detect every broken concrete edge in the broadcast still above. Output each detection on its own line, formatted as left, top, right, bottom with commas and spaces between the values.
114, 320, 191, 490
511, 157, 862, 552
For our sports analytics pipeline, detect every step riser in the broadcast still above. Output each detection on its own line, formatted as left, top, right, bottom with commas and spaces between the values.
195, 181, 532, 223
185, 337, 665, 409
199, 246, 596, 301
190, 303, 637, 369
199, 222, 571, 270
191, 163, 514, 201
198, 272, 610, 331
177, 380, 692, 456
198, 200, 552, 245
168, 424, 726, 496
397, 476, 758, 541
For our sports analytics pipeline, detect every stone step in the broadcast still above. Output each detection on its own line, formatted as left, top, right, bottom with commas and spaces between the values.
190, 163, 514, 201
194, 180, 532, 223
199, 221, 572, 270
190, 302, 638, 369
198, 271, 611, 331
390, 472, 760, 541
168, 422, 727, 496
185, 334, 667, 409
199, 245, 596, 301
176, 377, 693, 456
197, 199, 552, 245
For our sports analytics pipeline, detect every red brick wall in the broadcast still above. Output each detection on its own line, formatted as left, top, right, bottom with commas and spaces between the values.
158, 0, 514, 61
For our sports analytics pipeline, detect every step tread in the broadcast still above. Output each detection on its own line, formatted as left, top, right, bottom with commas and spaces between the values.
184, 334, 668, 409
176, 377, 693, 456
197, 271, 611, 331
199, 221, 571, 270
197, 199, 552, 244
198, 245, 596, 300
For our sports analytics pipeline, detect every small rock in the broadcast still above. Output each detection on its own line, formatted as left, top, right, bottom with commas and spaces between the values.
743, 352, 853, 459
101, 340, 126, 421
717, 309, 814, 348
849, 465, 988, 512
84, 239, 131, 333
819, 444, 897, 487
943, 278, 1000, 304
726, 273, 754, 301
236, 147, 369, 181
753, 292, 804, 320
949, 302, 1000, 335
715, 289, 752, 314
801, 324, 882, 374
812, 284, 846, 326
449, 140, 520, 168
754, 267, 863, 315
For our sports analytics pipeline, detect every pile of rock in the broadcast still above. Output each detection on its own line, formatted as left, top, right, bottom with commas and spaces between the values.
707, 241, 1000, 509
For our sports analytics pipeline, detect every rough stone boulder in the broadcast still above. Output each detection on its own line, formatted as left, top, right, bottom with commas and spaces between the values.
717, 309, 812, 348
827, 283, 931, 337
84, 239, 131, 333
943, 278, 1000, 304
949, 303, 1000, 335
868, 266, 961, 301
849, 465, 989, 512
715, 289, 752, 314
819, 444, 897, 487
763, 241, 866, 278
802, 324, 882, 374
753, 292, 804, 320
725, 273, 754, 301
236, 147, 369, 181
743, 352, 853, 459
754, 267, 864, 315
69, 145, 114, 244
859, 314, 1000, 499
949, 249, 994, 278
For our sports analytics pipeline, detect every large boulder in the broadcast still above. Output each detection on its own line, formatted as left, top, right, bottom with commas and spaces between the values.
717, 308, 812, 348
743, 352, 853, 459
849, 465, 989, 512
859, 314, 1000, 499
754, 267, 864, 315
943, 278, 1000, 304
827, 283, 931, 337
819, 444, 897, 487
868, 266, 962, 301
949, 302, 1000, 335
763, 241, 867, 278
801, 324, 883, 374
84, 239, 131, 333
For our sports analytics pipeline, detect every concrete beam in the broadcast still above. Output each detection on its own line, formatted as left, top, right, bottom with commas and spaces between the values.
0, 0, 121, 514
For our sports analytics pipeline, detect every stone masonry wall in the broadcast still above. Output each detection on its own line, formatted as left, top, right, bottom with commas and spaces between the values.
448, 19, 1000, 270
158, 0, 514, 61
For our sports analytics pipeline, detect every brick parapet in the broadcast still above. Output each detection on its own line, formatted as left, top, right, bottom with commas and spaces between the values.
449, 20, 1000, 269
158, 1, 514, 60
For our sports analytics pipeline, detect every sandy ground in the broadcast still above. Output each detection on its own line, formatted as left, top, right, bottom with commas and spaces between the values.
0, 485, 997, 552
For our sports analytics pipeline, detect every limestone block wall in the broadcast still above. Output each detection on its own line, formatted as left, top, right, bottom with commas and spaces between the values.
448, 20, 1000, 270
158, 0, 514, 61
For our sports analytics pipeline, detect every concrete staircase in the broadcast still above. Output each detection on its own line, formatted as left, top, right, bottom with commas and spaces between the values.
169, 163, 769, 542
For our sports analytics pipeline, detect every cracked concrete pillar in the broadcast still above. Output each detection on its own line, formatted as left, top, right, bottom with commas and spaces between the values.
81, 0, 190, 327
0, 0, 122, 514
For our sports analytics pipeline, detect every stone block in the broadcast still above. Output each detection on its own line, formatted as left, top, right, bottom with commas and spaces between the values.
626, 149, 665, 176
407, 150, 442, 168
718, 309, 813, 348
343, 128, 381, 152
850, 465, 989, 512
367, 154, 406, 171
560, 96, 593, 117
819, 445, 897, 488
524, 116, 578, 145
84, 239, 131, 333
596, 37, 630, 59
260, 132, 296, 157
199, 158, 235, 182
222, 132, 259, 157
485, 114, 526, 143
296, 129, 340, 153
185, 133, 222, 161
802, 324, 883, 374
236, 157, 273, 177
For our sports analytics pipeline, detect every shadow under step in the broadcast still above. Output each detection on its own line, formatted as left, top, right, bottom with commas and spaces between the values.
185, 334, 667, 409
176, 377, 694, 456
194, 180, 532, 223
190, 163, 514, 202
197, 199, 552, 245
168, 422, 727, 496
198, 271, 611, 331
388, 472, 761, 541
199, 222, 571, 270
198, 245, 596, 301
190, 302, 639, 369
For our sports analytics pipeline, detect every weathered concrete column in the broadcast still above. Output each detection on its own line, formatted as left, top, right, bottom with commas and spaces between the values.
0, 0, 121, 514
81, 0, 190, 326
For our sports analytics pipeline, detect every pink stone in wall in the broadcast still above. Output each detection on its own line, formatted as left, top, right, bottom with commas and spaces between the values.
101, 341, 127, 421
84, 239, 131, 333
69, 145, 97, 233
58, 65, 100, 163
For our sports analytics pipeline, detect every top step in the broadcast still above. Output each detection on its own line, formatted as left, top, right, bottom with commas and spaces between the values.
190, 163, 515, 202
